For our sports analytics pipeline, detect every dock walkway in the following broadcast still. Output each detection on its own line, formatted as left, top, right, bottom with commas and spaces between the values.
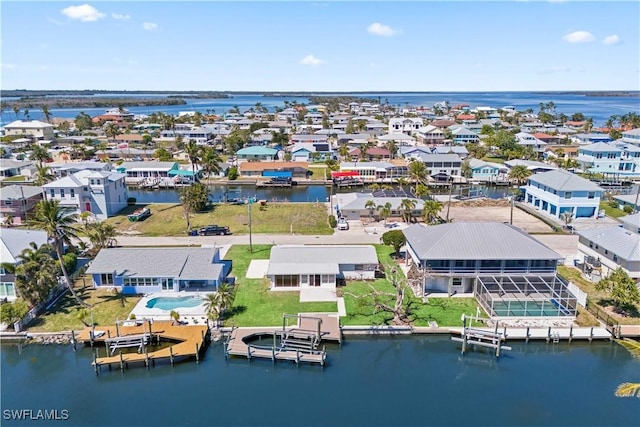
76, 321, 208, 372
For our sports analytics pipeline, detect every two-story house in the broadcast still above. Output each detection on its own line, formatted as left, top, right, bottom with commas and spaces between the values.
388, 118, 424, 136
467, 159, 508, 183
522, 169, 603, 219
451, 127, 479, 144
0, 228, 49, 301
0, 185, 43, 224
576, 142, 636, 176
43, 169, 128, 219
413, 153, 462, 180
3, 120, 55, 141
415, 125, 445, 145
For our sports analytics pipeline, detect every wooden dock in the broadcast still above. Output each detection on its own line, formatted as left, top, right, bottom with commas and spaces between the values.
224, 314, 341, 366
75, 321, 208, 373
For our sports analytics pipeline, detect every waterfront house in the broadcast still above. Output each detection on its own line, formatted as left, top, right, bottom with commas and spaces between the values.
403, 222, 577, 317
86, 247, 228, 294
576, 223, 640, 281
467, 159, 508, 183
378, 133, 416, 146
43, 169, 128, 220
522, 169, 603, 219
413, 153, 462, 180
504, 159, 557, 174
0, 228, 49, 301
621, 128, 640, 145
116, 161, 180, 184
290, 143, 333, 162
289, 134, 329, 145
348, 147, 391, 161
0, 185, 43, 224
49, 161, 112, 178
388, 118, 424, 136
398, 146, 433, 160
3, 120, 55, 141
516, 132, 547, 154
334, 192, 423, 221
238, 161, 309, 179
339, 161, 408, 183
576, 142, 636, 177
432, 145, 469, 158
236, 146, 278, 162
266, 245, 378, 295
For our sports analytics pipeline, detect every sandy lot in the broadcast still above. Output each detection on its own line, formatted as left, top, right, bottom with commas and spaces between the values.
444, 200, 553, 233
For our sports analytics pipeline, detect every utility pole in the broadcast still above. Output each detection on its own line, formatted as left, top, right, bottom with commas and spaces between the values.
446, 176, 453, 222
248, 198, 253, 253
510, 196, 514, 225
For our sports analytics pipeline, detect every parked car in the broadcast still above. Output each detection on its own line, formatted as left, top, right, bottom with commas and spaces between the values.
198, 225, 231, 236
337, 218, 349, 230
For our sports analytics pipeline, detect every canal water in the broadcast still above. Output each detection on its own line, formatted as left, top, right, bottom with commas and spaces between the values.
1, 336, 638, 427
128, 184, 512, 204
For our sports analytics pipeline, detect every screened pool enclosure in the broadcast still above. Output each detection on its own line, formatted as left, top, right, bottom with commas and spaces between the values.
475, 275, 578, 317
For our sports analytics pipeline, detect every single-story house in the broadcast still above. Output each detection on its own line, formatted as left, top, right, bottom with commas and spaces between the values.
86, 247, 228, 294
236, 146, 279, 162
266, 245, 378, 290
577, 225, 640, 280
238, 161, 309, 178
334, 192, 423, 221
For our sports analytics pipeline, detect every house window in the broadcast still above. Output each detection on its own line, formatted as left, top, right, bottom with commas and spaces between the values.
70, 189, 75, 198
613, 255, 618, 262
564, 192, 572, 199
274, 275, 299, 287
60, 189, 65, 198
0, 282, 16, 298
588, 192, 595, 199
50, 189, 55, 198
3, 200, 12, 206
100, 273, 114, 286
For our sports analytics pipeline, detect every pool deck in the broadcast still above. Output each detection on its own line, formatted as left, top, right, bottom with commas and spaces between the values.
129, 293, 212, 324
76, 321, 209, 372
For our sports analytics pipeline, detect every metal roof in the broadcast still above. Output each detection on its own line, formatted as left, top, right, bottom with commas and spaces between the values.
86, 247, 223, 280
578, 226, 640, 261
266, 245, 378, 276
0, 185, 42, 200
528, 169, 602, 192
403, 222, 562, 261
0, 228, 49, 264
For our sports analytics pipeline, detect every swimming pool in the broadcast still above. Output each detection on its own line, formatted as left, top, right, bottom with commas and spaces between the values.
145, 296, 204, 311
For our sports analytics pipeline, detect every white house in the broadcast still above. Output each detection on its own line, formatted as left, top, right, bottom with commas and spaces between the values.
577, 223, 640, 281
576, 142, 637, 177
3, 120, 55, 140
415, 125, 445, 144
43, 169, 128, 219
516, 132, 547, 154
451, 127, 479, 144
388, 118, 424, 136
413, 153, 462, 180
266, 245, 379, 292
522, 169, 603, 219
339, 161, 408, 183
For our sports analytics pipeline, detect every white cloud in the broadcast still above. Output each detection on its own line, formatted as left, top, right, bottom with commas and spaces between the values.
300, 54, 324, 66
603, 34, 620, 45
142, 22, 158, 31
367, 22, 400, 37
111, 13, 130, 20
539, 65, 571, 74
61, 4, 105, 22
562, 30, 594, 43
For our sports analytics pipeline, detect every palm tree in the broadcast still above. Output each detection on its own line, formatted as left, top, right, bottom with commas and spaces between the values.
422, 199, 443, 224
204, 283, 235, 328
86, 222, 118, 255
41, 105, 52, 123
30, 200, 87, 306
385, 140, 398, 160
508, 165, 531, 186
199, 146, 222, 181
185, 139, 201, 175
33, 164, 54, 186
614, 338, 640, 398
414, 183, 430, 199
12, 106, 20, 120
338, 144, 350, 159
377, 202, 392, 225
399, 198, 417, 223
560, 211, 574, 230
104, 123, 119, 142
408, 159, 427, 194
365, 200, 377, 220
30, 144, 50, 167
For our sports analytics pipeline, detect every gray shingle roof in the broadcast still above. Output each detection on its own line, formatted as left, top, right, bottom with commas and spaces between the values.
578, 226, 640, 261
528, 169, 602, 192
403, 222, 562, 260
0, 185, 42, 200
86, 247, 222, 280
0, 228, 49, 264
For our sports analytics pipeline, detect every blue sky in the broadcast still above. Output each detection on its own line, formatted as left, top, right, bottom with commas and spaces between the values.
1, 1, 639, 91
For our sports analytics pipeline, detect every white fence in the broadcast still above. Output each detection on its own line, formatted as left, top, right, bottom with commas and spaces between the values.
567, 282, 588, 307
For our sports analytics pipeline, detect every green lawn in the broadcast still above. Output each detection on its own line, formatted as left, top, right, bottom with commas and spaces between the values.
482, 156, 506, 164
559, 265, 640, 325
26, 277, 141, 332
307, 165, 329, 180
106, 202, 333, 236
599, 200, 627, 219
224, 245, 337, 326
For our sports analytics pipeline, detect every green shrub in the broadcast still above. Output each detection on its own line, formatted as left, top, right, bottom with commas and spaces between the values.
609, 200, 619, 209
623, 204, 634, 214
61, 252, 78, 275
127, 197, 137, 205
227, 167, 239, 180
329, 215, 337, 228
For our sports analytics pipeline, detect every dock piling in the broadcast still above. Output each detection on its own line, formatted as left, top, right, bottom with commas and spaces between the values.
589, 327, 594, 343
546, 327, 552, 343
169, 346, 174, 366
119, 351, 124, 372
195, 343, 200, 363
71, 330, 77, 352
525, 326, 530, 343
569, 325, 573, 343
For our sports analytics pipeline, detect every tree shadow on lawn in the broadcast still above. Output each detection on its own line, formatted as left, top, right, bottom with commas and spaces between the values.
597, 298, 640, 319
224, 305, 247, 319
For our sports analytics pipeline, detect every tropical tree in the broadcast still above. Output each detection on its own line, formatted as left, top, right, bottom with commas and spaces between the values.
408, 160, 427, 193
74, 112, 93, 132
29, 200, 86, 306
41, 105, 52, 123
86, 222, 118, 255
414, 183, 430, 200
595, 267, 640, 313
30, 144, 50, 167
13, 106, 20, 120
508, 165, 531, 185
422, 199, 443, 224
104, 123, 119, 142
204, 283, 236, 328
613, 338, 640, 398
560, 211, 574, 230
385, 140, 398, 159
399, 198, 417, 223
33, 164, 54, 186
23, 109, 30, 121
179, 182, 210, 231
338, 144, 350, 159
365, 200, 377, 220
381, 230, 407, 258
155, 147, 173, 162
1, 243, 58, 306
377, 202, 392, 225
0, 299, 29, 328
200, 146, 222, 181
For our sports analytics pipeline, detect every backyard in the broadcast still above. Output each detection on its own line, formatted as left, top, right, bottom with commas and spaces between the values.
106, 202, 333, 236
